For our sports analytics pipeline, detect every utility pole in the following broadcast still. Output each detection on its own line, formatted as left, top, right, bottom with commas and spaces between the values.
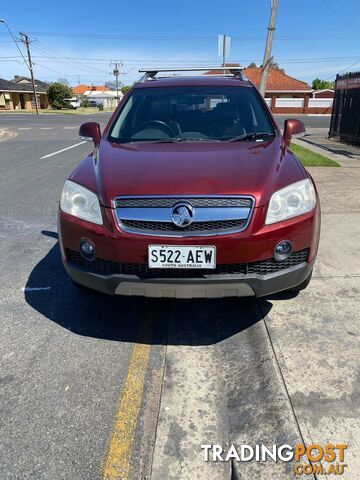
110, 62, 122, 103
19, 32, 39, 114
259, 0, 279, 96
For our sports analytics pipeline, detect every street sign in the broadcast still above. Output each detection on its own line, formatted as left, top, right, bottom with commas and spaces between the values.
218, 35, 231, 65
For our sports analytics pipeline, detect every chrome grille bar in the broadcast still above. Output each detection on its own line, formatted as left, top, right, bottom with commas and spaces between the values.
114, 196, 253, 208
116, 207, 251, 223
112, 195, 255, 237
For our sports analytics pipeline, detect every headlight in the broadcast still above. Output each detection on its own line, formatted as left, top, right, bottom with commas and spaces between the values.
60, 180, 102, 225
266, 178, 316, 225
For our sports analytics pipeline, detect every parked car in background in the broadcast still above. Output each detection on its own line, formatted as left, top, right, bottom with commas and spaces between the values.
58, 67, 320, 299
64, 98, 81, 109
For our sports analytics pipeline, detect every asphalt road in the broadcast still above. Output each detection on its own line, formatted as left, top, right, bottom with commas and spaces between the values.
274, 114, 330, 129
0, 112, 358, 480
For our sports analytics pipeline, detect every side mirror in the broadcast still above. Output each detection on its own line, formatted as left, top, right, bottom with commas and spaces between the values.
79, 122, 101, 147
283, 119, 305, 148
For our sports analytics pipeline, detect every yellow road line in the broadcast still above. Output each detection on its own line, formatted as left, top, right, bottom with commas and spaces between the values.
102, 319, 152, 480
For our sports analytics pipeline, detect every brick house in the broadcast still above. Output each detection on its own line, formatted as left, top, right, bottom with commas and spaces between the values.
206, 65, 332, 114
243, 66, 313, 113
0, 76, 49, 110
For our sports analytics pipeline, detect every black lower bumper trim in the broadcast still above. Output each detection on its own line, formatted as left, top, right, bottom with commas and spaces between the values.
63, 260, 313, 298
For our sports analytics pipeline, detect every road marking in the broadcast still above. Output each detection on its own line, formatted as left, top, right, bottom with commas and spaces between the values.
102, 318, 152, 480
18, 127, 31, 130
63, 126, 76, 129
40, 127, 53, 130
40, 141, 86, 159
0, 130, 17, 141
22, 287, 51, 292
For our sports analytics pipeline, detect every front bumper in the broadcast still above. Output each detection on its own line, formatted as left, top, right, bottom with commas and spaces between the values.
63, 259, 313, 299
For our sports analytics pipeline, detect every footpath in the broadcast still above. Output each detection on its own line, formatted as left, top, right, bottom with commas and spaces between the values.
292, 128, 360, 168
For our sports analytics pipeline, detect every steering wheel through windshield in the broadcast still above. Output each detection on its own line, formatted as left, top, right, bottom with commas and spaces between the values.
136, 120, 175, 137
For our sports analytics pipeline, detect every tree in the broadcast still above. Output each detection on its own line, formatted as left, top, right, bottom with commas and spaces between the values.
121, 85, 132, 94
57, 77, 69, 86
269, 61, 285, 74
259, 60, 285, 74
247, 62, 258, 68
104, 81, 117, 91
312, 78, 334, 90
48, 82, 73, 109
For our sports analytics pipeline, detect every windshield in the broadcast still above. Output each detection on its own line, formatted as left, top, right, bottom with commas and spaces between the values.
108, 85, 275, 143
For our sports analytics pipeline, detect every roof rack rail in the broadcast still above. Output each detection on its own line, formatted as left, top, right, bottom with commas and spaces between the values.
138, 66, 247, 82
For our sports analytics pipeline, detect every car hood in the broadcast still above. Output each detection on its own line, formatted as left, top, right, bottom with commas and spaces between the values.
92, 138, 305, 208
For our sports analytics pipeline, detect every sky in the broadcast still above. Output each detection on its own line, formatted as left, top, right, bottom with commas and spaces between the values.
1, 0, 360, 87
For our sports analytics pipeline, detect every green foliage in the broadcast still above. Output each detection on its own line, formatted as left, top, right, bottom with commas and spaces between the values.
80, 98, 90, 108
121, 85, 132, 94
312, 78, 334, 90
269, 61, 285, 74
290, 143, 339, 167
259, 60, 285, 74
48, 82, 73, 109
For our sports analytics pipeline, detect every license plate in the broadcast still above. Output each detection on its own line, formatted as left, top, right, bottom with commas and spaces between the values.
148, 245, 216, 269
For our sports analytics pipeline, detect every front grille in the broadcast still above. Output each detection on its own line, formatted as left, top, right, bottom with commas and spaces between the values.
121, 219, 247, 233
114, 197, 253, 208
66, 248, 309, 279
114, 195, 254, 236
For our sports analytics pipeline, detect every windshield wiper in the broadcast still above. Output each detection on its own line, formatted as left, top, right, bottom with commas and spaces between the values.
129, 137, 220, 143
129, 138, 181, 143
226, 132, 275, 142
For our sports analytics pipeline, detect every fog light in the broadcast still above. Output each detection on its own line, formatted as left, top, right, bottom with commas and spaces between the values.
274, 240, 292, 262
79, 240, 96, 260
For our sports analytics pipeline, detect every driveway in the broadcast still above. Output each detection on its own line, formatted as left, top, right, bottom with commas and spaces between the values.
0, 114, 358, 479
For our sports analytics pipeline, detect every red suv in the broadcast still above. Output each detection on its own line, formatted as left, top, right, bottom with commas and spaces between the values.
58, 67, 320, 299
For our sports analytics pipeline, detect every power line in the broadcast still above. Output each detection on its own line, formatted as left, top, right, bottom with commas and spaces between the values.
324, 59, 360, 81
1, 30, 360, 41
0, 19, 29, 67
320, 0, 359, 34
32, 40, 109, 74
2, 54, 360, 64
346, 0, 360, 16
341, 0, 360, 29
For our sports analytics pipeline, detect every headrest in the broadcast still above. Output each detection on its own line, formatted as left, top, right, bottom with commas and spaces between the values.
214, 102, 236, 116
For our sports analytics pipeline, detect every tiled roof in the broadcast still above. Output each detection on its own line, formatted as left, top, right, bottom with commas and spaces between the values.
205, 64, 312, 92
72, 84, 108, 94
0, 77, 49, 93
244, 67, 312, 91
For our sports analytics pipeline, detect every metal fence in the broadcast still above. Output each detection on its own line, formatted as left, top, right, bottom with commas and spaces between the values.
329, 72, 360, 146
